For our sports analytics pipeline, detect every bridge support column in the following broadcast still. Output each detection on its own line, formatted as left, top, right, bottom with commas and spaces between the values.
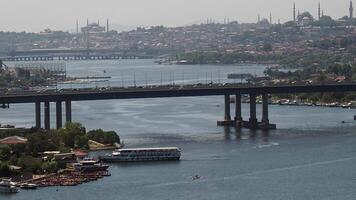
249, 94, 258, 129
235, 94, 243, 127
44, 101, 50, 130
35, 102, 41, 129
262, 94, 269, 124
261, 94, 276, 130
224, 95, 231, 121
56, 101, 62, 129
217, 95, 234, 126
65, 100, 72, 124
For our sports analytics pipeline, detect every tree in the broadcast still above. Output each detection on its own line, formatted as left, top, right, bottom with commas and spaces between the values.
87, 129, 120, 145
17, 155, 42, 173
26, 132, 60, 155
42, 161, 58, 173
0, 146, 11, 162
58, 122, 86, 148
0, 162, 12, 177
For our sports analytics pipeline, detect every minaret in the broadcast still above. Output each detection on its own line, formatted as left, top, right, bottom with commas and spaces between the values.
350, 0, 354, 19
76, 20, 79, 34
107, 19, 109, 33
270, 13, 272, 24
258, 14, 261, 23
87, 19, 89, 26
293, 2, 296, 22
318, 2, 321, 20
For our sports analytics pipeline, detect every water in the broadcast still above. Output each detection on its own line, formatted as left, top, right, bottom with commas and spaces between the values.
2, 60, 356, 200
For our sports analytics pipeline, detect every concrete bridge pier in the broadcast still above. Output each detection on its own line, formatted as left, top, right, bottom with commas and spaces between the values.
224, 95, 231, 121
248, 94, 258, 129
56, 101, 62, 129
44, 101, 50, 130
260, 94, 276, 130
35, 102, 41, 129
262, 94, 269, 124
65, 100, 72, 124
217, 95, 235, 126
235, 94, 243, 127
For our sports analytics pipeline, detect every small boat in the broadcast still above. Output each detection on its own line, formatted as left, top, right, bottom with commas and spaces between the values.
0, 179, 19, 193
20, 183, 38, 190
192, 175, 201, 180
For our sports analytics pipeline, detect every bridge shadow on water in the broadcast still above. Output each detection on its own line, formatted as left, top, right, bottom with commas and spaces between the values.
223, 126, 271, 142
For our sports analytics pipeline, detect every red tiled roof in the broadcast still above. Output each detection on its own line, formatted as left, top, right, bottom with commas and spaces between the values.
0, 136, 28, 145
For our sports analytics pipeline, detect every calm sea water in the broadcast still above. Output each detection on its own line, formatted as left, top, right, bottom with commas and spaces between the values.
2, 60, 356, 200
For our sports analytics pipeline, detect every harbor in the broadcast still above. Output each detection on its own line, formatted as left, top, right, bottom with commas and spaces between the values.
25, 170, 110, 187
1, 60, 356, 200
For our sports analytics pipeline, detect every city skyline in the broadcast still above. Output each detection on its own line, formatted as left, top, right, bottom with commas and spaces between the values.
1, 0, 354, 32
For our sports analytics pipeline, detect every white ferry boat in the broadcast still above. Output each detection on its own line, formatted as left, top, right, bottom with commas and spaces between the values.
0, 179, 19, 193
100, 147, 181, 162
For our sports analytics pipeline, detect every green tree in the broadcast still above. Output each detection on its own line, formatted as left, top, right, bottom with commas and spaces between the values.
0, 162, 12, 177
58, 122, 86, 148
0, 146, 11, 162
42, 161, 58, 173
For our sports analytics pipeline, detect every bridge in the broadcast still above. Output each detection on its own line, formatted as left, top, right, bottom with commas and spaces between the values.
0, 49, 153, 62
1, 83, 356, 130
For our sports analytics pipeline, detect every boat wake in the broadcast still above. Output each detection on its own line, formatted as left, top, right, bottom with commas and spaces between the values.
143, 156, 356, 188
255, 142, 280, 149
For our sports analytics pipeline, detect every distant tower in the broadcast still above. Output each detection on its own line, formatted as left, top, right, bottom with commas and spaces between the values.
258, 14, 261, 23
293, 2, 296, 22
87, 19, 89, 26
270, 13, 272, 24
318, 2, 321, 20
350, 0, 354, 19
76, 20, 79, 34
107, 19, 109, 33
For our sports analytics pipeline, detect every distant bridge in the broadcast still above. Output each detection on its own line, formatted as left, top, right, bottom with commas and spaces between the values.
0, 49, 153, 61
0, 83, 355, 131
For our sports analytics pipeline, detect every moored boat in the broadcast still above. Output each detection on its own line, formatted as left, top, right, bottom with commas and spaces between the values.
0, 179, 19, 193
19, 183, 38, 190
100, 147, 181, 163
73, 158, 109, 172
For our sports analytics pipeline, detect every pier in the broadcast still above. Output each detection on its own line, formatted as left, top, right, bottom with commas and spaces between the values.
34, 101, 72, 130
217, 93, 276, 130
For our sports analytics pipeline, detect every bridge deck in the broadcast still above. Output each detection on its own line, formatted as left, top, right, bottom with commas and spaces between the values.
0, 83, 356, 104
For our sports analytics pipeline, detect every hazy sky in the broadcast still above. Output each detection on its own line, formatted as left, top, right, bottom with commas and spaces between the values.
1, 0, 352, 32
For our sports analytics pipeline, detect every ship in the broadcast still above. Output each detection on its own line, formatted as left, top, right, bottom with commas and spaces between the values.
99, 147, 181, 162
73, 158, 109, 172
0, 179, 19, 193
